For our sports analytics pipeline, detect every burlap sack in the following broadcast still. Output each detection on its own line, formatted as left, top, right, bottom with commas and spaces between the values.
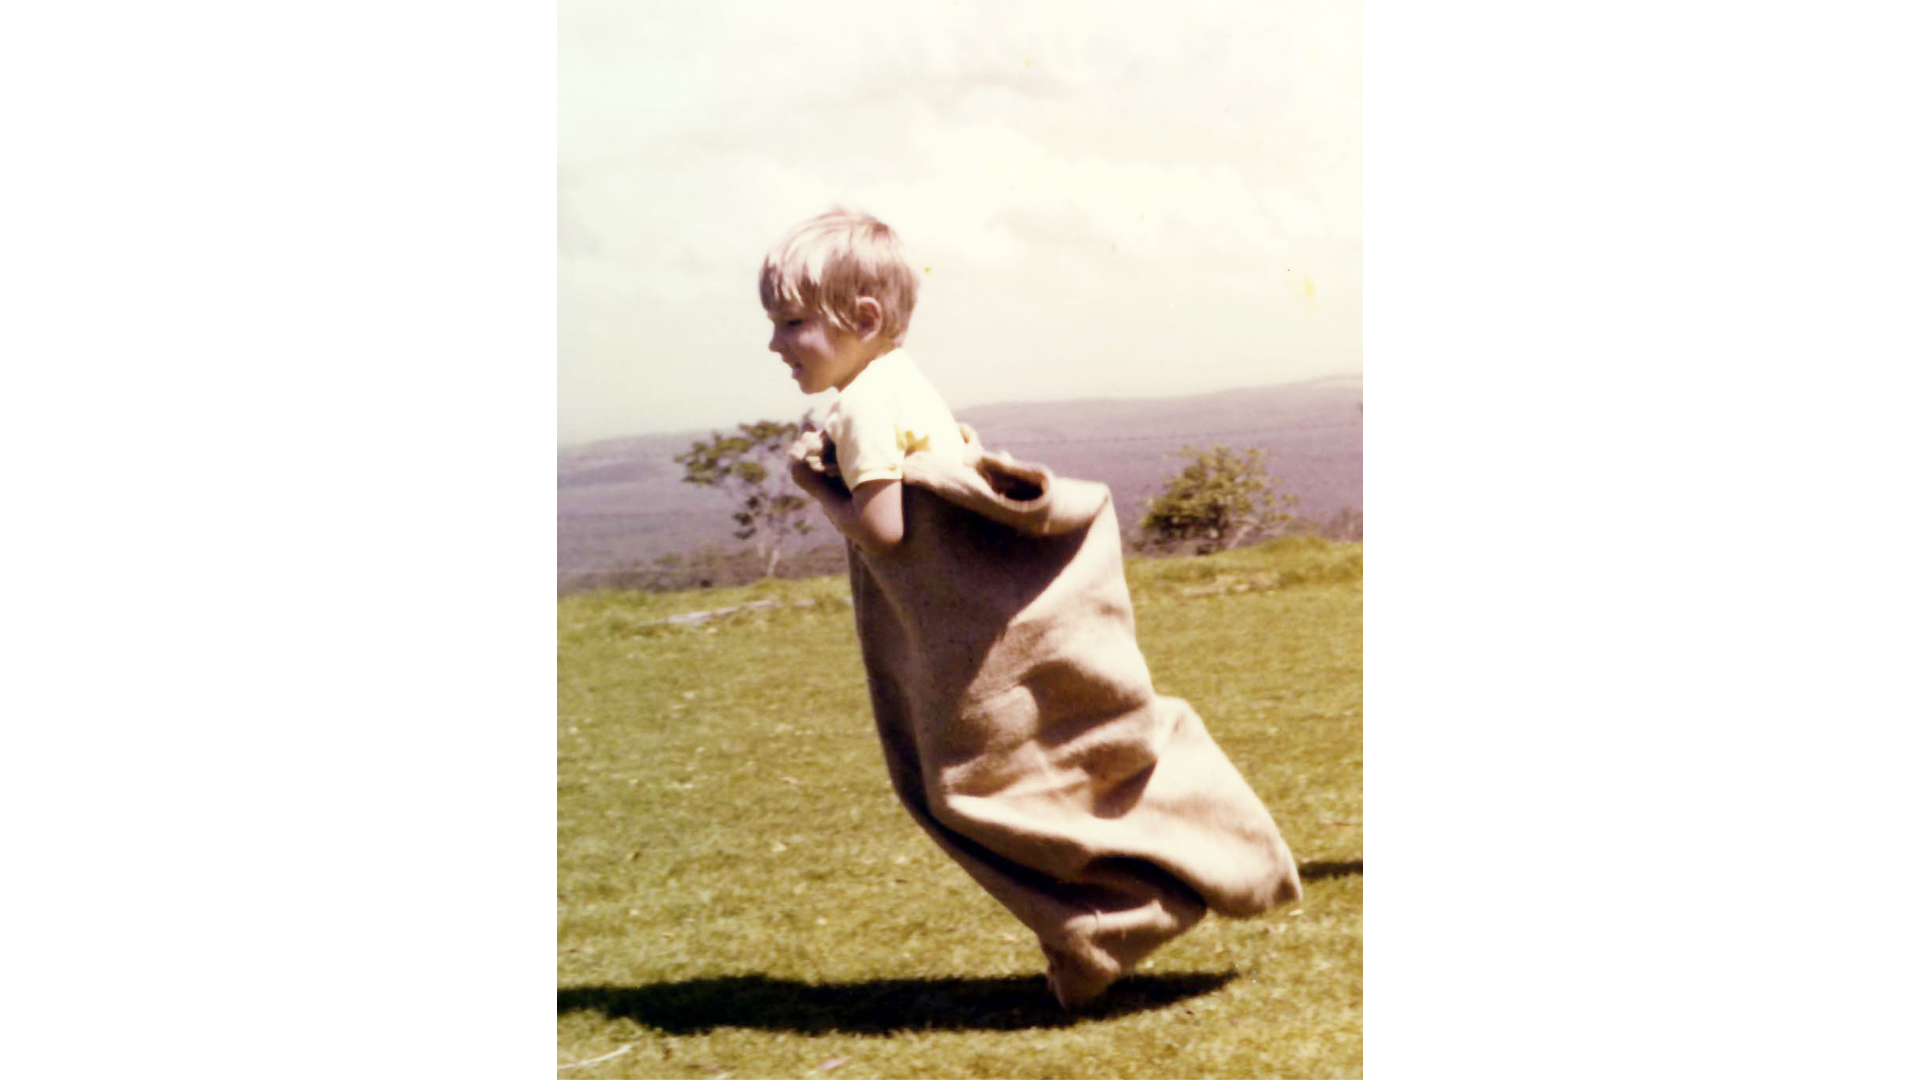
833, 433, 1301, 1004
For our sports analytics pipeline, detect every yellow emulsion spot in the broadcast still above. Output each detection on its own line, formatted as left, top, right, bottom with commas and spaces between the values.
895, 427, 932, 456
1287, 269, 1321, 314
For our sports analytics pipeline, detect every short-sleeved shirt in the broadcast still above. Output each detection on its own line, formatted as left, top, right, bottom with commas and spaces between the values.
825, 348, 967, 491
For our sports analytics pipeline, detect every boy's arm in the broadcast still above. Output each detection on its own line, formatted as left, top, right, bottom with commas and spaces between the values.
790, 462, 904, 556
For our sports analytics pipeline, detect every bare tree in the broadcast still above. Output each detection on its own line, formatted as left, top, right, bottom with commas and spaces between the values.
674, 418, 816, 578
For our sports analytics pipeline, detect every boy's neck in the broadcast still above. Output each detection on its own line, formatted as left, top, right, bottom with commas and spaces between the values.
835, 341, 897, 391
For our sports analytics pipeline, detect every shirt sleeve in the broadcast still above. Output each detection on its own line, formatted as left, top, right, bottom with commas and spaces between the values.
828, 395, 905, 490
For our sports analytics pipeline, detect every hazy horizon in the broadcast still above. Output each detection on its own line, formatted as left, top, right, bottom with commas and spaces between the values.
560, 0, 1361, 446
561, 368, 1363, 448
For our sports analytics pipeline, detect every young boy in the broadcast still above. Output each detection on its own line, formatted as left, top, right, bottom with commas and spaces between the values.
761, 209, 1299, 1010
761, 209, 967, 556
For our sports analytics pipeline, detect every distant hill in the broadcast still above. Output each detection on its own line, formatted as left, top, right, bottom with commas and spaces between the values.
559, 375, 1361, 587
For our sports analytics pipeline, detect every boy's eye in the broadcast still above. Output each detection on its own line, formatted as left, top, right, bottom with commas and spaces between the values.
785, 319, 804, 328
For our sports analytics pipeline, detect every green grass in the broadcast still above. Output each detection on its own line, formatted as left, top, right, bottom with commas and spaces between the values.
558, 537, 1362, 1078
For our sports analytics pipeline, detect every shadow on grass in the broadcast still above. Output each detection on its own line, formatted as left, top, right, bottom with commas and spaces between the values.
558, 971, 1239, 1034
1300, 859, 1362, 881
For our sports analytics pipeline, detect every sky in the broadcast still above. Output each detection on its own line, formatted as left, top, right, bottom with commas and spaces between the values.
559, 0, 1360, 445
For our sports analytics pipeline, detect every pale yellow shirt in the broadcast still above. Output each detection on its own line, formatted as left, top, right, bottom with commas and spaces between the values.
825, 348, 966, 490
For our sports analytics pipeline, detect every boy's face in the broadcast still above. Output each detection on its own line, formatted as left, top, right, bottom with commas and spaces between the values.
767, 306, 870, 395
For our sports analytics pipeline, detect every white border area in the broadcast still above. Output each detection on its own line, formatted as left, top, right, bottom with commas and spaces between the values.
1367, 0, 1920, 522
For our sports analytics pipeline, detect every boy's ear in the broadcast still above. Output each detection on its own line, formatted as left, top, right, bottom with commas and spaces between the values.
852, 296, 884, 340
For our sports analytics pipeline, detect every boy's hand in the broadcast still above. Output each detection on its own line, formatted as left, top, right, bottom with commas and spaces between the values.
785, 430, 902, 554
789, 428, 825, 465
789, 455, 830, 500
787, 430, 839, 501
789, 429, 836, 471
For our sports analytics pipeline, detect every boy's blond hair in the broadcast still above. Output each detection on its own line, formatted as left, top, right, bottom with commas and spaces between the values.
760, 208, 919, 345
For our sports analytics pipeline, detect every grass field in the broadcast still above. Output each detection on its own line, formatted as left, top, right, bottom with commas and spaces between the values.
558, 537, 1362, 1078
